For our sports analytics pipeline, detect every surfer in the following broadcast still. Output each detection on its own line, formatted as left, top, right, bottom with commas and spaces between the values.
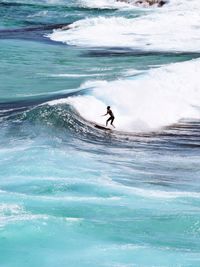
102, 106, 115, 128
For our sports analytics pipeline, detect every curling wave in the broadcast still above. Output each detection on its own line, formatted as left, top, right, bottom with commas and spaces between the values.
49, 59, 200, 132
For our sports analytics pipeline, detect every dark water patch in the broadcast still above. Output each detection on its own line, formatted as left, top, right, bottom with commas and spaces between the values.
0, 23, 69, 33
164, 120, 200, 135
0, 1, 118, 29
83, 48, 200, 59
147, 120, 200, 150
0, 1, 116, 13
0, 1, 117, 11
0, 88, 83, 118
0, 23, 71, 43
0, 1, 32, 7
0, 1, 69, 8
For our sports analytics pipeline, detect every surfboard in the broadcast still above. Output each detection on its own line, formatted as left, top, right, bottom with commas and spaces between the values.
94, 124, 112, 131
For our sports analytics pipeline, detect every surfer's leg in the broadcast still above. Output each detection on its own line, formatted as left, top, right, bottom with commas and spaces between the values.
106, 117, 112, 126
111, 117, 115, 128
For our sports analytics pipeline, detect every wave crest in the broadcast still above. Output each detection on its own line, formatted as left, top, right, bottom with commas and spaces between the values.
48, 3, 200, 52
61, 59, 200, 132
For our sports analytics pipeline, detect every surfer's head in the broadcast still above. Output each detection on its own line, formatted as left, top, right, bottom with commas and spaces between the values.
107, 106, 110, 110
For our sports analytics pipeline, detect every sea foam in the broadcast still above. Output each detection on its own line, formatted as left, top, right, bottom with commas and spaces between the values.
58, 59, 200, 132
48, 0, 200, 52
47, 0, 200, 132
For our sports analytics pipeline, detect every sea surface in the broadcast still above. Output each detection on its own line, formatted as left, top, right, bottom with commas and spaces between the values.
0, 0, 200, 266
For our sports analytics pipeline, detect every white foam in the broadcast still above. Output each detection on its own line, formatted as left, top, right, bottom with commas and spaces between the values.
65, 217, 83, 222
28, 11, 49, 18
0, 190, 121, 203
48, 1, 200, 52
0, 203, 49, 227
99, 243, 145, 252
78, 0, 132, 9
94, 176, 200, 200
122, 69, 145, 77
0, 203, 23, 215
62, 59, 200, 132
129, 187, 200, 199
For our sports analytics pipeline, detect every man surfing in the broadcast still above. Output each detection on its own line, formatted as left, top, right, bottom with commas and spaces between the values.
102, 106, 115, 128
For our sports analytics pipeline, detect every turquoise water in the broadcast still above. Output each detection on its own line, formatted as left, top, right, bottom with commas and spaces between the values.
0, 1, 200, 267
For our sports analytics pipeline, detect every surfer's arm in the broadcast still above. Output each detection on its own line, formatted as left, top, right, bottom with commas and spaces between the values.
102, 112, 108, 116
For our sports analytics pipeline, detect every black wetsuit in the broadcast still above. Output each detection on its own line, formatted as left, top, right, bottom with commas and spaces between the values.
106, 109, 115, 126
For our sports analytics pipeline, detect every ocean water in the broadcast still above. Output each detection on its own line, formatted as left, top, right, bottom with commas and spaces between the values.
0, 1, 200, 266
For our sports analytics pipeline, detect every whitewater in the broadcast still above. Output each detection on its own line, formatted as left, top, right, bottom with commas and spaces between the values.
49, 59, 200, 132
48, 0, 200, 132
0, 0, 200, 267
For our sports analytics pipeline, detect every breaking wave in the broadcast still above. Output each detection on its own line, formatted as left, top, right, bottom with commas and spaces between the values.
48, 0, 200, 52
49, 59, 200, 132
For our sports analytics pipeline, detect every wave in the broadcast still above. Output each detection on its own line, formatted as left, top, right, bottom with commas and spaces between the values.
48, 1, 200, 52
1, 59, 200, 134
0, 87, 84, 118
0, 99, 108, 142
1, 58, 200, 135
48, 59, 200, 132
